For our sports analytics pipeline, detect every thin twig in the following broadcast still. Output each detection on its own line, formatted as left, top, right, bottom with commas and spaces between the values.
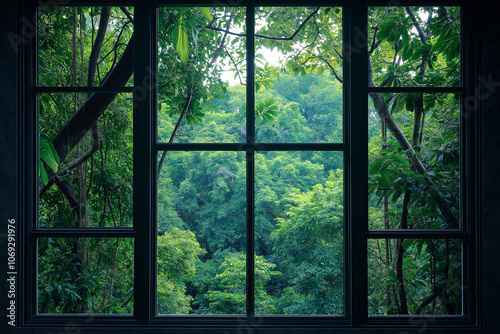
157, 84, 196, 179
206, 7, 320, 41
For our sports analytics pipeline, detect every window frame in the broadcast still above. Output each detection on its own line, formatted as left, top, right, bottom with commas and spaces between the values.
20, 0, 481, 331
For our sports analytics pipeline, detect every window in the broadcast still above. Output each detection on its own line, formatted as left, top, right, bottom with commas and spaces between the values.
23, 0, 478, 331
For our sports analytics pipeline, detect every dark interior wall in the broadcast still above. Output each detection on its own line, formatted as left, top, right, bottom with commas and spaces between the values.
0, 0, 499, 333
480, 0, 500, 331
0, 0, 20, 332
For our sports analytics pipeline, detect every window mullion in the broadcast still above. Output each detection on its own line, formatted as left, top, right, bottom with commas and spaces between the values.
246, 5, 256, 319
134, 0, 154, 325
461, 0, 478, 323
347, 0, 369, 326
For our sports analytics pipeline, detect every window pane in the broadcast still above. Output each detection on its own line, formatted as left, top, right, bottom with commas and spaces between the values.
255, 151, 344, 315
38, 7, 134, 87
368, 238, 462, 315
368, 7, 460, 87
157, 151, 246, 314
157, 7, 246, 143
38, 93, 133, 228
37, 238, 134, 314
255, 7, 343, 143
368, 94, 460, 229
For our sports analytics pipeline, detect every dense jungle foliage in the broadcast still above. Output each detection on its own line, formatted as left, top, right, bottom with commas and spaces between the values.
37, 5, 462, 316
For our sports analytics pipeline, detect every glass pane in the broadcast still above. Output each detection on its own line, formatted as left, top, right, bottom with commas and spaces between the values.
157, 151, 246, 314
37, 238, 134, 314
368, 238, 463, 315
255, 7, 343, 143
38, 7, 134, 87
38, 93, 133, 228
255, 151, 344, 315
157, 7, 246, 143
368, 7, 460, 87
368, 93, 460, 229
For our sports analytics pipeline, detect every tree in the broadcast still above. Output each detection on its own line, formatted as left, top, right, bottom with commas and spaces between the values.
365, 7, 461, 314
271, 171, 344, 314
199, 252, 280, 314
38, 7, 134, 314
157, 228, 206, 314
37, 5, 462, 315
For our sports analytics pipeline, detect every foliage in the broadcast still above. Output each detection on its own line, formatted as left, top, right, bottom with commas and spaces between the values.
271, 171, 344, 314
38, 238, 134, 314
37, 5, 462, 317
200, 252, 279, 314
39, 136, 59, 184
157, 228, 205, 314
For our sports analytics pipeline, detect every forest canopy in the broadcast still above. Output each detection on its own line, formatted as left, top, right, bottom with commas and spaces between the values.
37, 5, 461, 316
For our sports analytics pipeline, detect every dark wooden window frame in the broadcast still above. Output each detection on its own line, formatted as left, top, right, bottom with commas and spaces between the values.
19, 0, 481, 332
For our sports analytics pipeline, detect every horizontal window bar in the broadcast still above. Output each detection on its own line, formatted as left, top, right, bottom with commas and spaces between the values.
367, 0, 463, 5
28, 314, 136, 326
151, 316, 350, 327
155, 143, 346, 151
54, 0, 464, 7
367, 87, 464, 94
31, 228, 136, 238
49, 0, 134, 5
154, 0, 343, 6
34, 86, 134, 93
366, 229, 468, 239
366, 315, 471, 325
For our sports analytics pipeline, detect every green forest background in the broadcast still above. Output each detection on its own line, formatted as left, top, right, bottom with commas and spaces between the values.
36, 6, 462, 316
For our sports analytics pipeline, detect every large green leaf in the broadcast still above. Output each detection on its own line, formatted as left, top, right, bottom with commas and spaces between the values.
175, 15, 190, 63
196, 7, 213, 21
39, 160, 49, 184
40, 138, 59, 172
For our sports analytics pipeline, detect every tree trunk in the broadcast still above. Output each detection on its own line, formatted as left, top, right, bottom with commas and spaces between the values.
367, 59, 458, 229
52, 34, 134, 164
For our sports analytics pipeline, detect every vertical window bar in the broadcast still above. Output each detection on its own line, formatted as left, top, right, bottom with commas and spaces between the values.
30, 1, 39, 321
461, 0, 476, 323
134, 1, 153, 324
341, 1, 350, 320
246, 5, 256, 318
348, 0, 368, 326
247, 5, 255, 146
246, 149, 255, 318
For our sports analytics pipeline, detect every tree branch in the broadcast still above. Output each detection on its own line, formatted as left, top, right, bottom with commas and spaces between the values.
394, 189, 411, 314
210, 11, 234, 66
368, 59, 459, 229
333, 48, 343, 60
51, 33, 134, 164
413, 290, 439, 315
53, 177, 81, 222
206, 7, 320, 41
406, 7, 429, 44
88, 7, 111, 87
225, 46, 244, 85
157, 84, 196, 179
302, 52, 342, 83
369, 26, 380, 55
120, 6, 134, 23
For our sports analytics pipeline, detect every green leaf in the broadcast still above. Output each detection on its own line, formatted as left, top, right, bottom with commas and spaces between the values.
378, 169, 399, 188
401, 43, 413, 61
41, 153, 58, 173
175, 16, 190, 63
40, 137, 59, 172
40, 160, 48, 184
391, 187, 403, 203
402, 239, 413, 249
377, 21, 396, 41
196, 7, 213, 21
